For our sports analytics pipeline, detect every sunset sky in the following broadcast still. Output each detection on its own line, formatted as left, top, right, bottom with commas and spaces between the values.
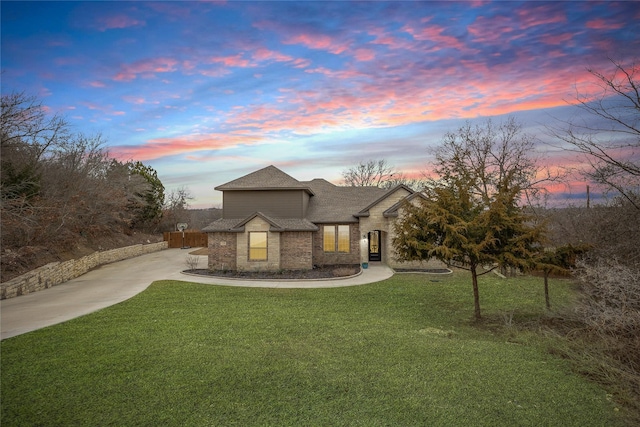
2, 1, 639, 208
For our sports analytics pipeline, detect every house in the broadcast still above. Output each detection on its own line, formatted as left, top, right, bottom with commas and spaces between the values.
202, 165, 439, 272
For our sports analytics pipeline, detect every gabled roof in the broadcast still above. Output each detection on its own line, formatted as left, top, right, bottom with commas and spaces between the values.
354, 185, 414, 217
215, 165, 315, 195
202, 212, 318, 233
207, 166, 416, 226
234, 212, 284, 230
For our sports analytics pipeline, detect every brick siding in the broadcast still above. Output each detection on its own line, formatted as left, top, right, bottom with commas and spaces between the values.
312, 223, 361, 266
208, 232, 237, 271
280, 231, 313, 270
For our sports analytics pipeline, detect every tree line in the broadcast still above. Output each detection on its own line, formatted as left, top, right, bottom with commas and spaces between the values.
0, 92, 208, 278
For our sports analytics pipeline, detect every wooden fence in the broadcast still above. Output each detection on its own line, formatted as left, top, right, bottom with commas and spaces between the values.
163, 231, 208, 248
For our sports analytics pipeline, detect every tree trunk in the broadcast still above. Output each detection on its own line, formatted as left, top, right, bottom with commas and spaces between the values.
544, 270, 551, 310
471, 265, 481, 320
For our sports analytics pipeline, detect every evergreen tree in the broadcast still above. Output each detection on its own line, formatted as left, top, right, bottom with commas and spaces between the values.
127, 161, 165, 230
393, 118, 547, 320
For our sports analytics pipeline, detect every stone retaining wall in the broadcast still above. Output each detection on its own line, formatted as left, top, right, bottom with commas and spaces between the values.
0, 242, 168, 300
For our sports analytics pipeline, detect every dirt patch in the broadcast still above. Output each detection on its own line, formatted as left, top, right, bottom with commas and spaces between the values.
185, 265, 361, 280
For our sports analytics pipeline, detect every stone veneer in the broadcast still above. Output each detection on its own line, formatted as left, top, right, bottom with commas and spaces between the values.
0, 242, 168, 300
360, 188, 447, 270
236, 217, 281, 271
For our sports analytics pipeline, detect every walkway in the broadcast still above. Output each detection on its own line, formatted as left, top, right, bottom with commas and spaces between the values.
1, 249, 394, 340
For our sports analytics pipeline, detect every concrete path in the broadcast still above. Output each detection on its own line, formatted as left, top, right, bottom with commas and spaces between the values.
1, 249, 394, 340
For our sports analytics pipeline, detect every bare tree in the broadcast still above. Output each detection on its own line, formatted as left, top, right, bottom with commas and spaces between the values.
341, 159, 425, 190
162, 186, 194, 231
548, 58, 640, 209
342, 159, 394, 187
434, 117, 556, 206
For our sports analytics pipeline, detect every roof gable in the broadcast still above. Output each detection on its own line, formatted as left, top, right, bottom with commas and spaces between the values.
382, 192, 429, 217
215, 165, 314, 194
354, 185, 414, 217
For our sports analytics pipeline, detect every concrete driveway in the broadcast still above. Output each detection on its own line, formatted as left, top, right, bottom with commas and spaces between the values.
1, 249, 393, 340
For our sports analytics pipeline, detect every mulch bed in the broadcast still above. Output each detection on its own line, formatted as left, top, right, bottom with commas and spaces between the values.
394, 268, 453, 274
184, 264, 360, 280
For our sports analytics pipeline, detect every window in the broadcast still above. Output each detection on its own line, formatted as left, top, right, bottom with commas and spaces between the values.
337, 225, 350, 253
323, 225, 350, 253
323, 226, 335, 252
249, 232, 267, 261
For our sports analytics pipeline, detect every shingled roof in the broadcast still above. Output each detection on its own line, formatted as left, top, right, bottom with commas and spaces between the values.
202, 212, 318, 232
215, 165, 314, 194
205, 166, 405, 227
302, 179, 388, 223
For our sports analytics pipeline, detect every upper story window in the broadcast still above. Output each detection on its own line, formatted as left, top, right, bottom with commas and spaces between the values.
323, 225, 350, 253
249, 232, 268, 261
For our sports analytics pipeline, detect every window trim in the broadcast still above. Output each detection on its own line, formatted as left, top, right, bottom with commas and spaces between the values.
248, 231, 268, 261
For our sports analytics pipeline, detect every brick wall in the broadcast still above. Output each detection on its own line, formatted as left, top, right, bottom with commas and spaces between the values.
280, 232, 313, 270
0, 242, 168, 300
312, 223, 361, 266
207, 232, 237, 271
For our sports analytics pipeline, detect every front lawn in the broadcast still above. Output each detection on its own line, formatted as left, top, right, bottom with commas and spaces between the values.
1, 271, 623, 426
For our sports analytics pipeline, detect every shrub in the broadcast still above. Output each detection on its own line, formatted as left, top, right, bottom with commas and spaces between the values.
574, 258, 640, 339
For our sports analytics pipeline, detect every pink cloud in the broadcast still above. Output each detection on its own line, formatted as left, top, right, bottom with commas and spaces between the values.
515, 5, 566, 29
403, 22, 466, 51
354, 48, 375, 61
122, 96, 147, 105
111, 132, 266, 161
89, 81, 106, 88
540, 33, 574, 45
81, 101, 126, 116
586, 18, 624, 30
96, 14, 145, 31
252, 48, 293, 63
113, 57, 178, 81
368, 28, 415, 51
209, 54, 251, 68
304, 67, 364, 79
222, 52, 601, 137
284, 33, 349, 55
467, 16, 518, 44
292, 58, 311, 68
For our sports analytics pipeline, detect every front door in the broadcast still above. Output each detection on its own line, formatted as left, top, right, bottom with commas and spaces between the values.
368, 230, 381, 262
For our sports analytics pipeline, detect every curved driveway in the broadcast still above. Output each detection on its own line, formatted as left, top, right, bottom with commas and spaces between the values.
1, 249, 393, 340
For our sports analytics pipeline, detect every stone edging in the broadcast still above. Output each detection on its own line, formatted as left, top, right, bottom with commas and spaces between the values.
1, 242, 168, 300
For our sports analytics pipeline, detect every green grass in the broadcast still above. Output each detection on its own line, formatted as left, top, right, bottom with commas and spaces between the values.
1, 271, 623, 426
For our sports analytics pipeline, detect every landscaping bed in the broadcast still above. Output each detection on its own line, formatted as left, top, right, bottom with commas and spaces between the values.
394, 268, 453, 274
184, 264, 360, 280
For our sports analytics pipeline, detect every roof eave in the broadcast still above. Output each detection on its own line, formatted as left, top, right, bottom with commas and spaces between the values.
214, 186, 315, 196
